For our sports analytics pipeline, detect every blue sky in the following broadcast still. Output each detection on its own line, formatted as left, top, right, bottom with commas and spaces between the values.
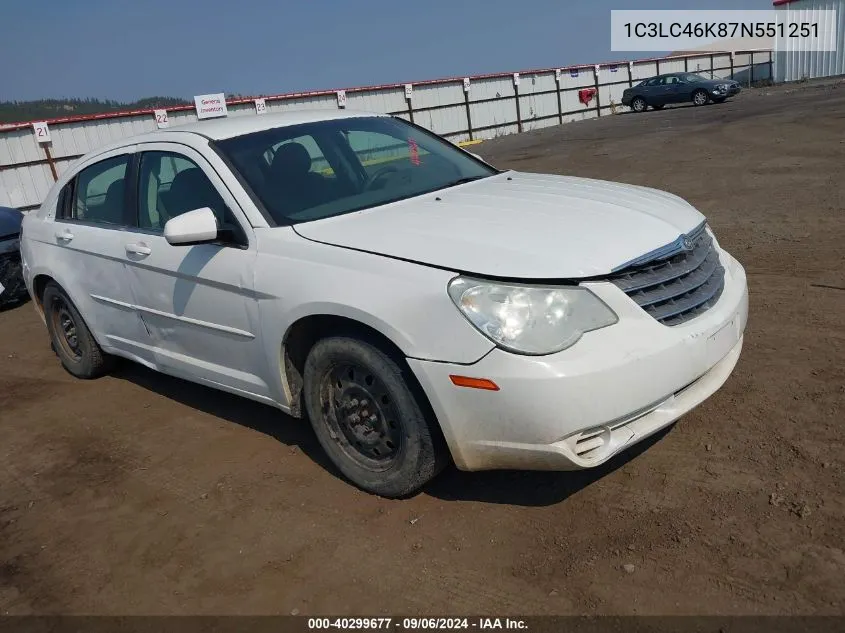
0, 0, 774, 102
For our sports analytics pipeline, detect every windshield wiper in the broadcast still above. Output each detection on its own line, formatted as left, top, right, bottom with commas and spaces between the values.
434, 175, 489, 192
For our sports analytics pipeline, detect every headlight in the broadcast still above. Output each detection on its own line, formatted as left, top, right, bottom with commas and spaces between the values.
447, 277, 618, 355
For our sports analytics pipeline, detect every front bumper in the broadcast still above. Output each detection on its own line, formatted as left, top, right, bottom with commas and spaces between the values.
409, 249, 748, 471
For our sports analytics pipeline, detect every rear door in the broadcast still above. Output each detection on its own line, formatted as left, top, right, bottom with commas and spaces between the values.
51, 148, 151, 361
641, 77, 663, 104
119, 143, 268, 398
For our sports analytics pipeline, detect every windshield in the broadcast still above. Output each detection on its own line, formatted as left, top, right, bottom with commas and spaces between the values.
214, 116, 498, 225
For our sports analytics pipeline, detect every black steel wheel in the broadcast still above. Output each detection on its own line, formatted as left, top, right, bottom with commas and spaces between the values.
42, 282, 112, 379
303, 336, 448, 498
320, 361, 404, 470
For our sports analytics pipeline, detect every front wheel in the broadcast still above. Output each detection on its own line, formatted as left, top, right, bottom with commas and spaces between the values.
303, 336, 448, 498
631, 97, 647, 113
693, 90, 709, 106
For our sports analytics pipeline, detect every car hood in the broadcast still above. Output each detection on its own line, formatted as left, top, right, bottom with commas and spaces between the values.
0, 206, 23, 240
293, 172, 706, 279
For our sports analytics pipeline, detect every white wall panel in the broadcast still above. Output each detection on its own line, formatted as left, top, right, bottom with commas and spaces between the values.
0, 49, 775, 210
775, 0, 845, 82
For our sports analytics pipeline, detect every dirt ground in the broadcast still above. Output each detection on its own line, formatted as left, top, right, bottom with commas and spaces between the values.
1, 80, 843, 617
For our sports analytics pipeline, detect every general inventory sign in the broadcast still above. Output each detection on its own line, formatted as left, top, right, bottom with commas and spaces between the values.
194, 93, 228, 120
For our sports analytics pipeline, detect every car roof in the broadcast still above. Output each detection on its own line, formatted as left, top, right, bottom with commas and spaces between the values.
86, 109, 389, 157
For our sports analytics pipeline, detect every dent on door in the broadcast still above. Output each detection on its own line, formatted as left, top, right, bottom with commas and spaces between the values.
124, 239, 269, 397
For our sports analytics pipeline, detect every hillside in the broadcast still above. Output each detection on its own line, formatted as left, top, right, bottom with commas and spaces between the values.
0, 97, 191, 124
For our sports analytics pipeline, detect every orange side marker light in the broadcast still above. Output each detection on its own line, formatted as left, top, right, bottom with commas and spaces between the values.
449, 375, 500, 391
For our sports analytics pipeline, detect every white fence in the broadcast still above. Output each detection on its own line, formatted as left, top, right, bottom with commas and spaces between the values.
0, 50, 773, 212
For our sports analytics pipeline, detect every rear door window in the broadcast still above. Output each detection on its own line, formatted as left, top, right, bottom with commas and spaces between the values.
68, 155, 131, 226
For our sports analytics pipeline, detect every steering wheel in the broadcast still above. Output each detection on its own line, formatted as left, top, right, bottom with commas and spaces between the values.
363, 165, 400, 191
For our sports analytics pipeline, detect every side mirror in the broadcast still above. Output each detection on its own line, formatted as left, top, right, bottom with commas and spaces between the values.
163, 207, 219, 246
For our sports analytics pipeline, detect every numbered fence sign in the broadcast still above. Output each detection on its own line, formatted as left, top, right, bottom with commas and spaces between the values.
555, 69, 562, 82
513, 73, 520, 87
154, 109, 169, 128
336, 90, 347, 108
33, 122, 51, 143
463, 78, 470, 93
570, 68, 579, 78
404, 84, 413, 100
255, 98, 267, 115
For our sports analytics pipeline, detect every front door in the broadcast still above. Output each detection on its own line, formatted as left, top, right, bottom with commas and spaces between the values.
120, 144, 269, 398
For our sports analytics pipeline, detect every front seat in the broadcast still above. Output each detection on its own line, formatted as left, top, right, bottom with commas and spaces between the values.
162, 168, 225, 228
267, 142, 326, 216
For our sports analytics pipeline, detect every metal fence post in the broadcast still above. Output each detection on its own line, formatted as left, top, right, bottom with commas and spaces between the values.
462, 78, 474, 140
513, 73, 523, 133
750, 51, 755, 86
555, 69, 564, 125
43, 145, 58, 181
593, 66, 601, 118
404, 84, 414, 124
730, 51, 735, 80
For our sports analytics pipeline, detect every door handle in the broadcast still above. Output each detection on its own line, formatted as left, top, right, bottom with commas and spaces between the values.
55, 229, 74, 242
125, 243, 152, 256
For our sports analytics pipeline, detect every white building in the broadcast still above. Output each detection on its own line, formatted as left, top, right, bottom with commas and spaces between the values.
773, 0, 845, 82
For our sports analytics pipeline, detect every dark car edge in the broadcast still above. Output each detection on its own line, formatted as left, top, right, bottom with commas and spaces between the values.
622, 72, 742, 113
0, 205, 28, 308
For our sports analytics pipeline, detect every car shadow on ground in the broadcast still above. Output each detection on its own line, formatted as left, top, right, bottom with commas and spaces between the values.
113, 360, 673, 507
112, 361, 338, 475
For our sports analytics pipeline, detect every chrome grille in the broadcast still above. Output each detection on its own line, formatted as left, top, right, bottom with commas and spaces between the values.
608, 227, 725, 326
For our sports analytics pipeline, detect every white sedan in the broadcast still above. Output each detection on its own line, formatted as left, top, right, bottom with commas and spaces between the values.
20, 110, 748, 497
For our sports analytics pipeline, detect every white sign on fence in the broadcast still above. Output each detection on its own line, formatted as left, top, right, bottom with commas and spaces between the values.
513, 73, 520, 86
255, 98, 267, 115
404, 84, 413, 100
32, 122, 51, 143
336, 90, 347, 108
463, 78, 470, 93
194, 93, 228, 120
555, 69, 562, 82
153, 109, 169, 128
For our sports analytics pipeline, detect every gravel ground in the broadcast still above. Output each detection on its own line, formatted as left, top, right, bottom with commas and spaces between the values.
1, 79, 843, 616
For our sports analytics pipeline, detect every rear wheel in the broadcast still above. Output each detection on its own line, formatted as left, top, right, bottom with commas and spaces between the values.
303, 336, 447, 498
42, 282, 113, 379
631, 97, 648, 113
693, 89, 709, 106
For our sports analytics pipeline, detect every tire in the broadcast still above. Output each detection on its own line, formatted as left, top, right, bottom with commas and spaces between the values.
631, 97, 647, 113
42, 282, 113, 379
303, 336, 448, 498
693, 90, 709, 106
